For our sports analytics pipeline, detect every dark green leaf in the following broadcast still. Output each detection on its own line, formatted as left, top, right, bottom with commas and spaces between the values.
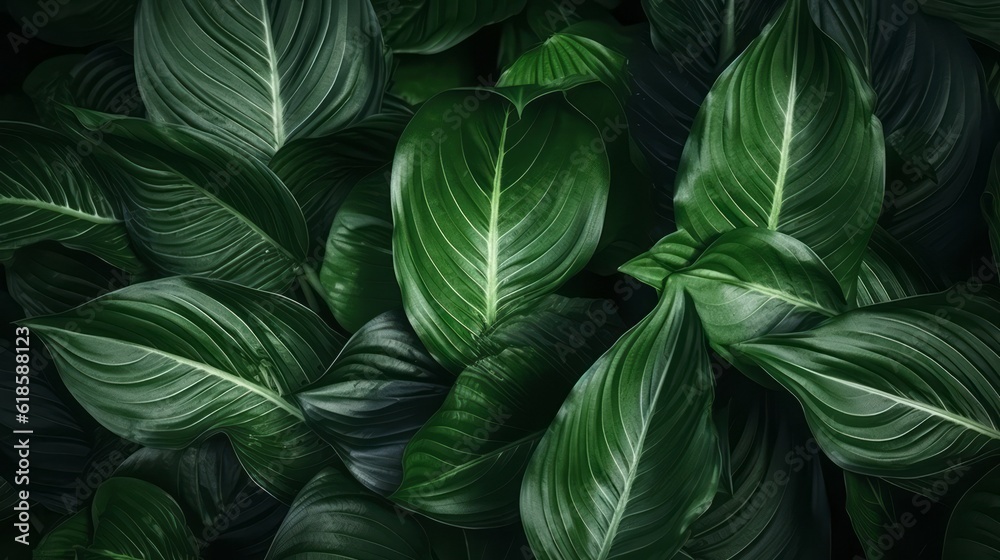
845, 472, 898, 560
6, 243, 126, 317
855, 227, 937, 308
296, 311, 452, 496
135, 0, 388, 161
919, 0, 1000, 52
23, 277, 345, 503
392, 88, 610, 371
425, 522, 531, 560
498, 0, 616, 68
986, 145, 1000, 269
619, 229, 703, 291
7, 0, 136, 47
521, 287, 719, 559
674, 0, 885, 298
943, 462, 1000, 559
391, 45, 478, 105
265, 468, 434, 559
34, 510, 92, 559
373, 0, 527, 54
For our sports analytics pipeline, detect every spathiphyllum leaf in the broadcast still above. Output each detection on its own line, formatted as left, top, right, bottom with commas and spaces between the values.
265, 468, 434, 559
0, 122, 142, 272
70, 110, 310, 292
844, 472, 899, 560
319, 166, 401, 332
735, 290, 1000, 483
393, 296, 623, 527
269, 112, 408, 255
986, 145, 1000, 268
373, 0, 527, 54
918, 0, 1000, 52
7, 0, 136, 47
619, 228, 703, 291
295, 311, 452, 497
680, 392, 831, 559
22, 277, 346, 503
135, 0, 387, 161
6, 243, 125, 317
944, 463, 1000, 559
855, 227, 936, 308
521, 287, 719, 559
672, 228, 847, 360
391, 88, 610, 371
673, 0, 885, 299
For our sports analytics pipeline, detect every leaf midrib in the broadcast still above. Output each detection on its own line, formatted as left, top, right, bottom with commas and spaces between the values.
676, 268, 839, 317
3, 198, 120, 225
767, 33, 799, 230
259, 0, 286, 149
484, 110, 511, 325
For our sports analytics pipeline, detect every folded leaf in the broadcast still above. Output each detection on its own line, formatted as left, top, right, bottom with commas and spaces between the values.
619, 229, 703, 291
0, 122, 142, 272
944, 463, 1000, 559
673, 0, 885, 298
392, 88, 610, 371
735, 290, 1000, 482
23, 277, 346, 502
135, 0, 387, 160
393, 296, 623, 527
71, 111, 310, 292
319, 166, 402, 332
374, 0, 527, 54
296, 311, 452, 496
521, 287, 719, 559
265, 468, 434, 559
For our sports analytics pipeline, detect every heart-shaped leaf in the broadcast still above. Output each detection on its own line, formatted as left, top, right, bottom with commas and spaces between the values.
135, 0, 387, 161
392, 88, 611, 371
673, 0, 885, 298
22, 277, 346, 502
521, 287, 719, 559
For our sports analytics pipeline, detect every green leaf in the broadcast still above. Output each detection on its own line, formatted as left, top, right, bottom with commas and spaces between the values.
296, 311, 452, 497
680, 392, 830, 559
619, 229, 703, 291
66, 42, 145, 119
70, 110, 310, 292
392, 89, 610, 371
855, 227, 936, 308
391, 45, 478, 105
5, 243, 126, 317
425, 522, 531, 560
115, 437, 288, 558
944, 463, 1000, 559
672, 228, 847, 362
393, 296, 623, 527
7, 0, 136, 47
497, 0, 616, 69
269, 112, 408, 256
734, 290, 1000, 482
919, 0, 1000, 52
34, 510, 92, 559
319, 166, 402, 332
85, 478, 198, 560
0, 122, 142, 272
265, 468, 434, 559
845, 472, 898, 560
986, 145, 1000, 269
673, 0, 885, 299
135, 0, 388, 161
22, 277, 345, 503
374, 0, 527, 54
521, 287, 720, 559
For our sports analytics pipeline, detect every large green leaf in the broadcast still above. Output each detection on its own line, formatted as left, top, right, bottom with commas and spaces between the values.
268, 112, 408, 255
85, 478, 198, 559
986, 145, 1000, 269
855, 227, 936, 308
521, 287, 719, 559
115, 437, 288, 558
295, 311, 452, 497
373, 0, 527, 54
919, 0, 1000, 52
0, 122, 142, 271
135, 0, 387, 161
392, 88, 610, 371
943, 463, 1000, 559
734, 290, 1000, 482
678, 391, 830, 559
671, 228, 847, 361
22, 277, 346, 503
319, 166, 401, 332
265, 467, 434, 559
673, 0, 885, 298
6, 0, 136, 48
70, 110, 310, 292
5, 243, 126, 317
393, 297, 623, 527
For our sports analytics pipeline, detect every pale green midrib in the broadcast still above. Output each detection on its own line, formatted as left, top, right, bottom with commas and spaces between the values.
760, 354, 1000, 441
484, 111, 511, 325
3, 198, 120, 225
767, 40, 799, 230
676, 268, 839, 316
717, 0, 736, 68
260, 0, 285, 149
33, 325, 305, 422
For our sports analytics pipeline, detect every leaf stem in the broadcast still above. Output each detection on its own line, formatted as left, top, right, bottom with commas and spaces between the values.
298, 266, 325, 315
